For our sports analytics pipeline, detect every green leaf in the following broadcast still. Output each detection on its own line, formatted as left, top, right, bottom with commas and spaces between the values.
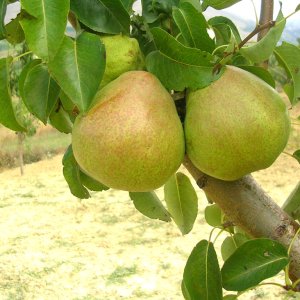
71, 0, 130, 34
293, 150, 300, 164
62, 145, 90, 199
274, 42, 300, 105
202, 0, 241, 10
237, 66, 275, 88
0, 0, 7, 40
142, 0, 160, 23
172, 2, 215, 52
49, 103, 73, 134
182, 240, 222, 300
223, 295, 238, 300
48, 32, 105, 112
221, 233, 249, 261
0, 57, 25, 132
240, 11, 285, 63
5, 14, 25, 45
205, 204, 222, 227
20, 0, 69, 61
146, 27, 222, 91
221, 238, 289, 291
282, 182, 300, 221
80, 171, 109, 192
120, 0, 135, 12
296, 4, 300, 12
22, 62, 60, 124
164, 172, 198, 235
180, 0, 201, 11
129, 192, 172, 222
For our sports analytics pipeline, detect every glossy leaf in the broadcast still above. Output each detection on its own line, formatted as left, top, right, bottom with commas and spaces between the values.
282, 182, 300, 221
221, 238, 289, 291
71, 0, 130, 34
293, 150, 300, 164
221, 233, 249, 261
274, 42, 300, 105
62, 146, 90, 199
182, 240, 222, 300
22, 63, 60, 124
164, 172, 198, 235
5, 14, 25, 45
80, 172, 109, 192
180, 0, 202, 11
129, 192, 172, 222
237, 66, 275, 88
49, 103, 73, 134
146, 27, 222, 91
240, 11, 285, 63
172, 2, 214, 52
20, 0, 69, 61
0, 0, 6, 40
48, 32, 105, 112
205, 204, 222, 227
0, 57, 25, 132
202, 0, 241, 10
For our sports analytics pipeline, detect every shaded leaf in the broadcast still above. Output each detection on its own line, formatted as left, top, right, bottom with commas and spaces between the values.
80, 172, 109, 192
20, 0, 69, 61
202, 0, 241, 10
62, 145, 90, 199
182, 240, 222, 300
221, 233, 249, 261
5, 14, 25, 45
48, 32, 105, 112
146, 27, 222, 91
129, 192, 171, 222
172, 2, 215, 52
274, 42, 300, 105
282, 182, 300, 221
49, 103, 73, 134
205, 204, 222, 227
164, 172, 198, 235
293, 150, 300, 164
22, 62, 60, 124
221, 238, 289, 291
0, 57, 25, 131
0, 0, 6, 40
240, 11, 285, 63
141, 0, 160, 23
71, 0, 130, 34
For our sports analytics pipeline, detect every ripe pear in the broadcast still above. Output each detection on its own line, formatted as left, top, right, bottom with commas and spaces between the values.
184, 65, 290, 181
72, 71, 185, 192
100, 35, 145, 88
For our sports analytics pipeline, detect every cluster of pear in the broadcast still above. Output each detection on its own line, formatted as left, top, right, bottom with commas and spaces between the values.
72, 35, 291, 192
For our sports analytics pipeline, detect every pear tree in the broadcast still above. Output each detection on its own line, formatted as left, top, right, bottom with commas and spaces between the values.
1, 0, 300, 298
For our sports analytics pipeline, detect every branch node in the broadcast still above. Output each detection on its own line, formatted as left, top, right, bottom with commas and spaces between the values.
196, 175, 208, 189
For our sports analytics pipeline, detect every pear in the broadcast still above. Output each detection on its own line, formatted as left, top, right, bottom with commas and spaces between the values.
100, 35, 145, 88
184, 65, 290, 181
72, 71, 185, 192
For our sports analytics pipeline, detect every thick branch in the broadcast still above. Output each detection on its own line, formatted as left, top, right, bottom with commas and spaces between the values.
184, 156, 300, 286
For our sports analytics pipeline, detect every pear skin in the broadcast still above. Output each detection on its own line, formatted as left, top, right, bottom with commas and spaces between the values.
184, 65, 291, 181
72, 71, 185, 191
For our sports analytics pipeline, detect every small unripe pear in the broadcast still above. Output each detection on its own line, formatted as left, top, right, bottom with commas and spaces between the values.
100, 35, 145, 88
72, 71, 185, 192
184, 65, 290, 181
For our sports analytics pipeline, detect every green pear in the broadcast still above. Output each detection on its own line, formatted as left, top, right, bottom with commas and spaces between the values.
72, 71, 185, 192
184, 65, 290, 181
100, 35, 145, 88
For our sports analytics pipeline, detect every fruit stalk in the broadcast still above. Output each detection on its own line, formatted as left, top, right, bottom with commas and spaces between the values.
183, 156, 300, 286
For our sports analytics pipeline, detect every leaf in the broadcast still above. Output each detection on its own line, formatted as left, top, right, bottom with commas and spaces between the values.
129, 192, 172, 222
223, 295, 238, 300
164, 172, 198, 235
293, 150, 300, 164
146, 27, 222, 91
172, 2, 215, 52
141, 0, 160, 23
202, 0, 241, 10
0, 0, 7, 40
274, 42, 300, 105
296, 4, 300, 12
205, 204, 222, 227
20, 0, 69, 61
5, 14, 25, 45
180, 0, 202, 11
182, 240, 222, 300
48, 32, 105, 112
240, 11, 285, 64
282, 182, 300, 221
221, 233, 249, 261
71, 0, 130, 34
120, 0, 135, 12
22, 62, 60, 124
62, 145, 90, 199
49, 103, 73, 134
0, 57, 25, 132
80, 172, 109, 192
237, 66, 275, 88
221, 238, 289, 291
